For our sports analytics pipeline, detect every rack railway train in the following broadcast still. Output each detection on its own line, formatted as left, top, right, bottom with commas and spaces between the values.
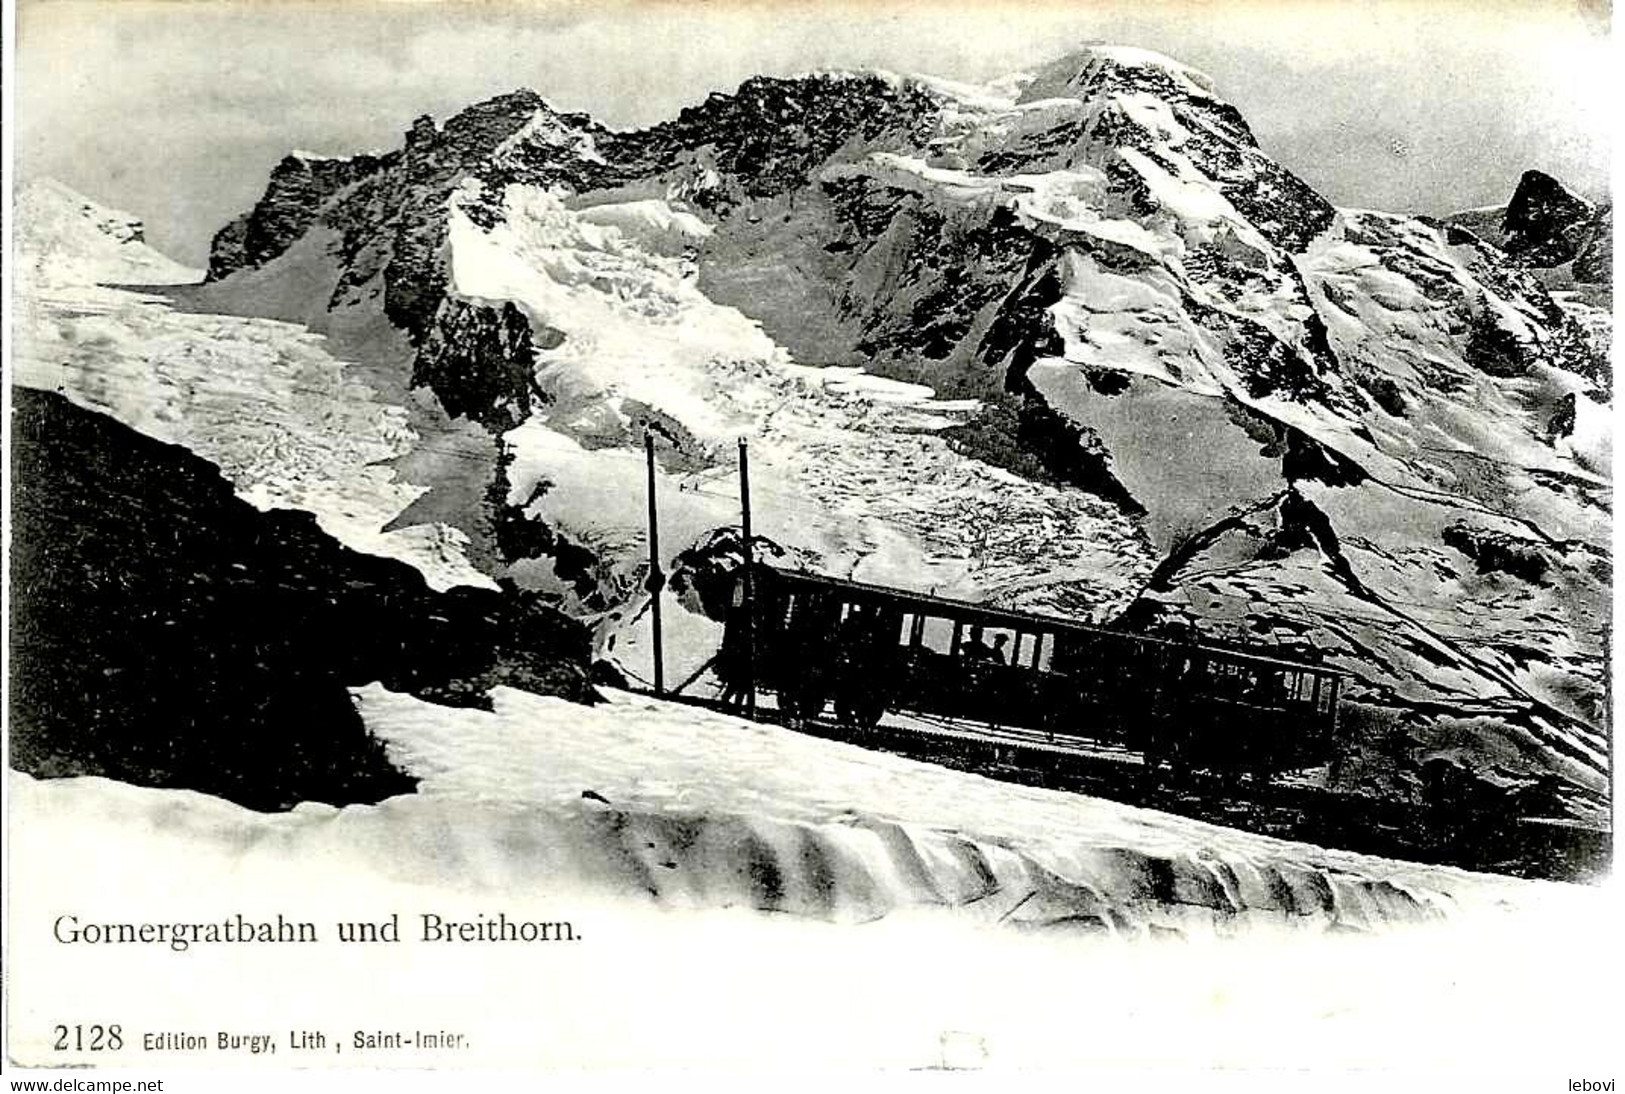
721, 565, 1346, 777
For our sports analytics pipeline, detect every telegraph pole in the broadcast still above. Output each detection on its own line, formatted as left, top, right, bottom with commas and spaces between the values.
738, 437, 756, 719
645, 434, 665, 696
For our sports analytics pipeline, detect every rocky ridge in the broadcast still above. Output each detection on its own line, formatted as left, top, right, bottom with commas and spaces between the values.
10, 387, 594, 811
1444, 169, 1612, 291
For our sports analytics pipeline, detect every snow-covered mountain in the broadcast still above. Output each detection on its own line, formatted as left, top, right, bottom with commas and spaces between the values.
12, 178, 202, 290
15, 45, 1612, 827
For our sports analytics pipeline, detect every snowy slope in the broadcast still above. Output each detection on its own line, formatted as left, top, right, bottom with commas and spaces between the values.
449, 181, 1153, 616
355, 682, 1561, 931
12, 179, 202, 289
11, 685, 1585, 936
11, 184, 493, 592
16, 755, 1620, 1073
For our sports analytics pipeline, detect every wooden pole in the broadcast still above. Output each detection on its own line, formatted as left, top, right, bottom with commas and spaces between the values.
738, 437, 756, 719
645, 434, 665, 696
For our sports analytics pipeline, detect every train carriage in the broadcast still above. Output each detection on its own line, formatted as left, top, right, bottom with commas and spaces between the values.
724, 565, 1344, 777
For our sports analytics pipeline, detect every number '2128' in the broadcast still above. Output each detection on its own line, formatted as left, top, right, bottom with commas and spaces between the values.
54, 1024, 123, 1051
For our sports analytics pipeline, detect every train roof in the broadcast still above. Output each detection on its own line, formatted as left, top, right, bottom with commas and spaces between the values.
755, 564, 1349, 676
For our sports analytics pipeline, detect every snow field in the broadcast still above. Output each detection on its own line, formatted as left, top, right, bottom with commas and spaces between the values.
13, 285, 495, 592
9, 771, 1616, 1073
12, 179, 203, 290
452, 181, 1155, 613
354, 682, 1579, 936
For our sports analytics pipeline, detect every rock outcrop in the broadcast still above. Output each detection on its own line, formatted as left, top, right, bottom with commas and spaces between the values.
1444, 169, 1612, 291
9, 387, 595, 812
1501, 168, 1597, 267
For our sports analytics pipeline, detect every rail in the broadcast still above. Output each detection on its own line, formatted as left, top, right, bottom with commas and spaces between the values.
636, 686, 1607, 884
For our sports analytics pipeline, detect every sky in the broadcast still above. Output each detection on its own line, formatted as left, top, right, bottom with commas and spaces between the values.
13, 0, 1615, 265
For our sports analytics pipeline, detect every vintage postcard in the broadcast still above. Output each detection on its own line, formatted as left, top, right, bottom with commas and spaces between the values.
3, 0, 1618, 1086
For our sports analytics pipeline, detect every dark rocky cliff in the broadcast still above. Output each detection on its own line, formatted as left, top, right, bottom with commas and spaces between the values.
9, 388, 595, 812
1502, 168, 1596, 267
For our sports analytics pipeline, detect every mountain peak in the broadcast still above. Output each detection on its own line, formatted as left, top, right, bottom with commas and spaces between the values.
1011, 41, 1260, 165
14, 178, 200, 287
430, 87, 602, 166
1509, 168, 1590, 211
395, 89, 574, 156
21, 178, 148, 244
1019, 43, 1221, 105
1502, 168, 1595, 265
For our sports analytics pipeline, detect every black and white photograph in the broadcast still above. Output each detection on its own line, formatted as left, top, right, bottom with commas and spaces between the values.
3, 0, 1618, 1085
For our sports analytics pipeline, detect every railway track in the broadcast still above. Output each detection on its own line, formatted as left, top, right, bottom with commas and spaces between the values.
645, 690, 1608, 883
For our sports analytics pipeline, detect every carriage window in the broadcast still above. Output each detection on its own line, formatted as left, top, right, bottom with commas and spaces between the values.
788, 591, 830, 630
1048, 636, 1080, 674
1317, 677, 1335, 713
964, 626, 1017, 664
898, 612, 919, 645
919, 616, 956, 654
1031, 632, 1056, 672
